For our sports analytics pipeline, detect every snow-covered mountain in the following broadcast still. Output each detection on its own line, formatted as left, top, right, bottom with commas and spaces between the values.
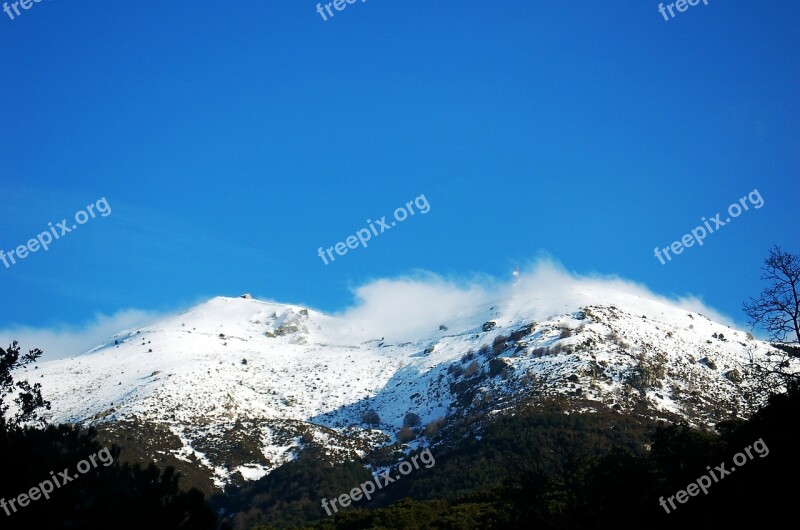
23, 291, 797, 490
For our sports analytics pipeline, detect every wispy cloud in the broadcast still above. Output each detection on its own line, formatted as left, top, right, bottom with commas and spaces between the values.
331, 258, 735, 342
2, 259, 738, 359
0, 309, 165, 361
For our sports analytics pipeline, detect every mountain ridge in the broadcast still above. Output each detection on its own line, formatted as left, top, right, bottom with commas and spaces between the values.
23, 291, 798, 491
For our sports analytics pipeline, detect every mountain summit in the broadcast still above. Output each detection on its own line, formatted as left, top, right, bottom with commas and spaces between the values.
26, 292, 796, 490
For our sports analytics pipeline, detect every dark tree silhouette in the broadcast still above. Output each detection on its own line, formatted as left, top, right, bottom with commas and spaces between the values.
0, 342, 219, 529
743, 246, 800, 344
0, 341, 51, 432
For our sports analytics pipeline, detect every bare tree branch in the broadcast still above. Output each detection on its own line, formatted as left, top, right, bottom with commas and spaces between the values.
743, 246, 800, 344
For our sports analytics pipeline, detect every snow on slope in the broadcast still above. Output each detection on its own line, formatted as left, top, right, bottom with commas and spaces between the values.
20, 291, 797, 488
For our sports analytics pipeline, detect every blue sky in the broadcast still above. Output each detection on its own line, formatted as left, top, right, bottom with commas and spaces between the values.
1, 0, 798, 356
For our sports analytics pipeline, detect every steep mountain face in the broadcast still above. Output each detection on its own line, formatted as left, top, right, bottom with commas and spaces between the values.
24, 294, 797, 491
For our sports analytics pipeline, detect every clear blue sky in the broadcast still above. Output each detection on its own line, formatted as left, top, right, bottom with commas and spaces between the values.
1, 1, 798, 337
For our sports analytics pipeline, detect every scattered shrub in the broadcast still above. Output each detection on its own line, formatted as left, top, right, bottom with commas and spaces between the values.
491, 335, 507, 356
361, 409, 381, 426
699, 357, 717, 370
464, 361, 480, 377
397, 426, 416, 443
627, 350, 668, 392
607, 331, 630, 350
489, 358, 511, 377
725, 369, 743, 384
448, 364, 464, 378
508, 323, 534, 342
403, 412, 421, 428
423, 417, 446, 438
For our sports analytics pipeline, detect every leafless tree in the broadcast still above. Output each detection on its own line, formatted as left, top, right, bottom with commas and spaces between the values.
736, 345, 799, 406
743, 246, 800, 344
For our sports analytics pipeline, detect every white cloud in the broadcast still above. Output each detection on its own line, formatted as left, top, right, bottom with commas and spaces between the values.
1, 259, 738, 359
0, 309, 165, 361
332, 258, 734, 342
331, 271, 496, 342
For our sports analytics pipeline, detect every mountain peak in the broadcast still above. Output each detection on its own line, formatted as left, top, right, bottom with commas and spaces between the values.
24, 289, 798, 490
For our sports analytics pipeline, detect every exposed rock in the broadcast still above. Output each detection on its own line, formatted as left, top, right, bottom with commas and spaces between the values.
725, 369, 743, 384
699, 357, 718, 370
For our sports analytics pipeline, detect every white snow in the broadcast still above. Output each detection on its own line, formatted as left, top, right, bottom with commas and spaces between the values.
18, 290, 797, 488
